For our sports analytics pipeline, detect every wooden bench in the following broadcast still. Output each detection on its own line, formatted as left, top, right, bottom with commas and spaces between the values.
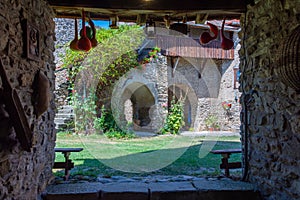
53, 147, 83, 180
210, 148, 242, 177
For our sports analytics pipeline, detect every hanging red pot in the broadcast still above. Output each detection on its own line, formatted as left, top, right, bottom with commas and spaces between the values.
220, 18, 234, 50
70, 18, 79, 51
200, 22, 218, 44
88, 17, 98, 47
77, 9, 92, 52
80, 26, 93, 39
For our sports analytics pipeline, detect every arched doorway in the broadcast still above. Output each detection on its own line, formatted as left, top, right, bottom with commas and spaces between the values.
130, 84, 155, 128
121, 82, 156, 130
168, 85, 195, 130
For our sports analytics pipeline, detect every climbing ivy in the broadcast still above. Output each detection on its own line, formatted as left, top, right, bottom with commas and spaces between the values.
72, 88, 97, 134
59, 25, 145, 134
60, 25, 144, 96
160, 99, 185, 135
94, 106, 135, 139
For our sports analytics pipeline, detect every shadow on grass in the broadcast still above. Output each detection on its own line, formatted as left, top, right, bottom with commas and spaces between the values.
54, 140, 242, 178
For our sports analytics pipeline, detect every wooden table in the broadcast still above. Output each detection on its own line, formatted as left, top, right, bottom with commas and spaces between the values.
210, 148, 242, 177
53, 147, 83, 180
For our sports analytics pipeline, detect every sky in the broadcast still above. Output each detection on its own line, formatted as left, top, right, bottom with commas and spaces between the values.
93, 20, 110, 28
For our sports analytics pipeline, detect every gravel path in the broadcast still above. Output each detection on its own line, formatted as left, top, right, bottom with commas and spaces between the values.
134, 131, 240, 137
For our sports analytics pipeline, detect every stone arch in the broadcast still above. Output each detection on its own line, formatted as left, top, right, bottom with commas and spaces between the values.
173, 57, 221, 99
114, 80, 158, 130
168, 84, 198, 130
129, 83, 155, 127
111, 68, 159, 129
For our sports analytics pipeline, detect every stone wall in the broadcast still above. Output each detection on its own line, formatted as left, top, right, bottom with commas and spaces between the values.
53, 21, 241, 132
54, 18, 75, 108
0, 0, 56, 199
240, 0, 300, 199
112, 56, 168, 132
168, 50, 241, 131
116, 51, 241, 132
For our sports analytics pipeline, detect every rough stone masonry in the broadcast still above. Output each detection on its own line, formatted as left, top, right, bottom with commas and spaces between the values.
0, 0, 56, 199
239, 0, 300, 199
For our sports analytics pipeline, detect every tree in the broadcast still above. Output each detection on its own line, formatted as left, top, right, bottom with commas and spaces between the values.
59, 25, 145, 133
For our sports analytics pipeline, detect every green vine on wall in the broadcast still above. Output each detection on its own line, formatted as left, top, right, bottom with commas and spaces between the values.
59, 25, 147, 135
72, 88, 97, 134
160, 99, 185, 135
60, 25, 144, 96
94, 106, 135, 139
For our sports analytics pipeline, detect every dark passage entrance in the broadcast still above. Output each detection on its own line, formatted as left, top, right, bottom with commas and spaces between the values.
131, 84, 155, 127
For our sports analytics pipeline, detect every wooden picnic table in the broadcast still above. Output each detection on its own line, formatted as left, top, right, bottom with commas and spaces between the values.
53, 147, 83, 180
210, 148, 242, 177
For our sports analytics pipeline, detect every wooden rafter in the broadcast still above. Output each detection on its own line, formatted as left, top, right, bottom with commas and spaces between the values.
47, 0, 252, 21
48, 0, 247, 11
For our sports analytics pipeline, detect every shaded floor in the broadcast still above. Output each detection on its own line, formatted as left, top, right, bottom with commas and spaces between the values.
44, 178, 261, 200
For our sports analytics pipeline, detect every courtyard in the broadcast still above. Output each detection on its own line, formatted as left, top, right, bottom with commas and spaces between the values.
0, 0, 299, 199
53, 131, 242, 182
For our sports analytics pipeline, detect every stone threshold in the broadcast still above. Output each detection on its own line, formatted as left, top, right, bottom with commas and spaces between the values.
43, 179, 262, 200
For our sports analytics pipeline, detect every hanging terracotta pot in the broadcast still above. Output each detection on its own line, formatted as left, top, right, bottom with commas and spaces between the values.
200, 22, 218, 44
220, 18, 234, 50
80, 26, 93, 39
70, 18, 79, 51
77, 9, 92, 52
88, 17, 98, 47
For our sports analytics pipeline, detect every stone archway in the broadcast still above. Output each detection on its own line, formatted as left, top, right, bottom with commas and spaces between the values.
119, 82, 157, 131
130, 84, 155, 128
168, 84, 197, 130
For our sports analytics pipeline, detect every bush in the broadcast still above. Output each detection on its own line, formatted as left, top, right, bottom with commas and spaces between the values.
93, 117, 102, 132
94, 106, 120, 132
94, 106, 135, 139
104, 129, 135, 140
160, 99, 184, 134
72, 89, 97, 134
204, 114, 219, 130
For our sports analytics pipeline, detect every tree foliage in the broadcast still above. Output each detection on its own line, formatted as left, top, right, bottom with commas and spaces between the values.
59, 25, 145, 134
60, 25, 145, 95
160, 99, 185, 135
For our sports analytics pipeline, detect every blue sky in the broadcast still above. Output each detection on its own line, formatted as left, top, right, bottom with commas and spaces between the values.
93, 20, 110, 28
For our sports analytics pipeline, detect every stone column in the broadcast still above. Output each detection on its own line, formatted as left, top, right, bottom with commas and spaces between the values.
151, 56, 168, 132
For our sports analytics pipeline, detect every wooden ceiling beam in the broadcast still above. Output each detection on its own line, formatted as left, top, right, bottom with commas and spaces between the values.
48, 0, 250, 22
47, 0, 247, 13
53, 11, 242, 22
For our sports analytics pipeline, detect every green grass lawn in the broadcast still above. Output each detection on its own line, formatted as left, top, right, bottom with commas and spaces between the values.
54, 132, 242, 179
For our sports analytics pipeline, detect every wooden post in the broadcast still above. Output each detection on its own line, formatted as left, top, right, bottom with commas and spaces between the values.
221, 155, 230, 177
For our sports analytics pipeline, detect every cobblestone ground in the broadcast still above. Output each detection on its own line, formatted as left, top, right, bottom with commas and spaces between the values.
54, 170, 243, 185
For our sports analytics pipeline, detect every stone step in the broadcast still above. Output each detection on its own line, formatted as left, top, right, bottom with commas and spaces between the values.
54, 119, 74, 126
43, 179, 262, 200
54, 118, 68, 124
59, 105, 74, 109
55, 122, 74, 130
55, 113, 75, 118
57, 109, 73, 114
44, 182, 101, 200
57, 106, 74, 113
55, 124, 68, 130
54, 104, 75, 130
